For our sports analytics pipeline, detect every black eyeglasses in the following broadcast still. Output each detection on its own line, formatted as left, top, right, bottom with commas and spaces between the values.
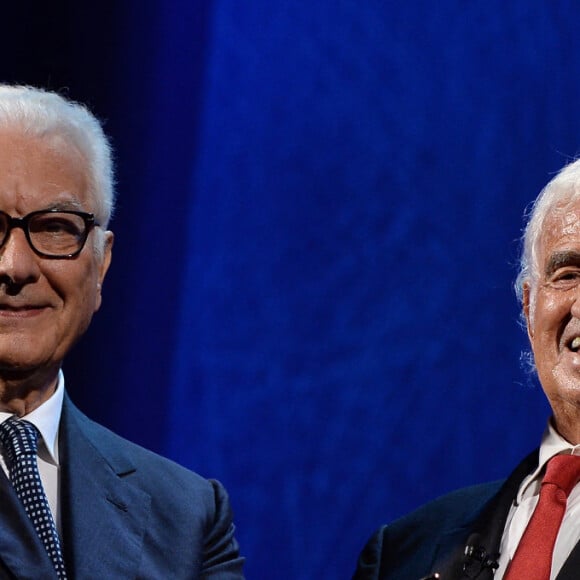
0, 209, 99, 259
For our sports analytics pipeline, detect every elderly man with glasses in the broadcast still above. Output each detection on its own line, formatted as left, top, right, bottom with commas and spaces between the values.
0, 85, 244, 579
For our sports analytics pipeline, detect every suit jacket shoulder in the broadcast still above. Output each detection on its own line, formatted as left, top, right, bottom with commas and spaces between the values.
59, 395, 245, 579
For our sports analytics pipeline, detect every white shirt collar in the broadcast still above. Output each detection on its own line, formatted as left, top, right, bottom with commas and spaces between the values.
516, 418, 580, 503
0, 370, 64, 465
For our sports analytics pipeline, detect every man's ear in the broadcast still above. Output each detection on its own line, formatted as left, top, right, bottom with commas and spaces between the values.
94, 230, 114, 313
523, 281, 533, 340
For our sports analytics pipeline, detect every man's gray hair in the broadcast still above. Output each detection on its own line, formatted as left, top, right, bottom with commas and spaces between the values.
516, 159, 580, 316
0, 85, 115, 227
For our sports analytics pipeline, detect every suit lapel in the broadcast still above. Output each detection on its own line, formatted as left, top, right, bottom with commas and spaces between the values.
59, 397, 151, 578
437, 450, 580, 580
431, 450, 539, 579
557, 542, 580, 580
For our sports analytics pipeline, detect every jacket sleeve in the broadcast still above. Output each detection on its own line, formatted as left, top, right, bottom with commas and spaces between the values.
201, 479, 245, 579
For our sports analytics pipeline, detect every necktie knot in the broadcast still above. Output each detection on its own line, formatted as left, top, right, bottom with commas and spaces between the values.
0, 417, 39, 470
542, 454, 580, 497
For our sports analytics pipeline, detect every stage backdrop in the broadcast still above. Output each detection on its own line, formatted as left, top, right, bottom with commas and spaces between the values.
2, 1, 580, 578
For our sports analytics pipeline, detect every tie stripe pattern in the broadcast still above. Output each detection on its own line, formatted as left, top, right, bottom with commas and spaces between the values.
0, 417, 67, 579
504, 453, 580, 580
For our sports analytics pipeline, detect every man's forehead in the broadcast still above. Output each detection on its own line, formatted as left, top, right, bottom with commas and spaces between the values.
539, 202, 580, 268
542, 203, 580, 240
0, 129, 96, 215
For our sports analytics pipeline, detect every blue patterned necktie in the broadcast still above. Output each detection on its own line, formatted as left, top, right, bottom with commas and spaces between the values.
0, 417, 67, 579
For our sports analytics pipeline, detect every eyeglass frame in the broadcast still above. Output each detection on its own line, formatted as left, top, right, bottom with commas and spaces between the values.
0, 209, 100, 259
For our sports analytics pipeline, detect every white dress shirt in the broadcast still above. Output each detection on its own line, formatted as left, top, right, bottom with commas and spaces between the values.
0, 371, 64, 532
496, 420, 580, 579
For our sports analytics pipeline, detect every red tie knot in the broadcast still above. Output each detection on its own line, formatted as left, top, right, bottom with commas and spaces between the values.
542, 454, 580, 497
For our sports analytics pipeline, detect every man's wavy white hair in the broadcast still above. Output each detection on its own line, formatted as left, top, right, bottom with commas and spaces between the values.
0, 85, 114, 226
516, 158, 580, 317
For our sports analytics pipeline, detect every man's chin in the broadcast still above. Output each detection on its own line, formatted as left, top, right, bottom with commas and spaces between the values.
0, 358, 58, 380
546, 378, 580, 431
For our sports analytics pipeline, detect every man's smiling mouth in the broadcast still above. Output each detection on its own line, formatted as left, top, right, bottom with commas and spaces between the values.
0, 304, 49, 318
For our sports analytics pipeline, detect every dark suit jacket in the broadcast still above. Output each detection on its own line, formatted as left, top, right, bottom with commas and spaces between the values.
0, 395, 245, 579
353, 450, 580, 580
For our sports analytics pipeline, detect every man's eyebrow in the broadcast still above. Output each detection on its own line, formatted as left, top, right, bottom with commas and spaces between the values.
43, 199, 84, 211
545, 250, 580, 276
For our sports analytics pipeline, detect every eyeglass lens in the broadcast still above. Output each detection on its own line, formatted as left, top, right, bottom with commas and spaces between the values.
0, 212, 89, 256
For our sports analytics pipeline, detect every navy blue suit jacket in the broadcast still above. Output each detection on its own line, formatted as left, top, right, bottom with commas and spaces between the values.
0, 395, 245, 579
353, 450, 580, 580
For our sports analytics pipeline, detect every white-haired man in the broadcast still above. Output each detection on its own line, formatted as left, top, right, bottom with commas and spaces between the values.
353, 160, 580, 580
0, 85, 244, 579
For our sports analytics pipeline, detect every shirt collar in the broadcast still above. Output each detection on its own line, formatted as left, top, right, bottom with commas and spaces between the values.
516, 418, 580, 503
0, 370, 64, 465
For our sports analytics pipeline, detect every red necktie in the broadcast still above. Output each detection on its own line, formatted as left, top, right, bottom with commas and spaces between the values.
504, 454, 580, 580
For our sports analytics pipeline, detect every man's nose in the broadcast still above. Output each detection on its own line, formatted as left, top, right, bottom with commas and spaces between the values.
0, 228, 41, 286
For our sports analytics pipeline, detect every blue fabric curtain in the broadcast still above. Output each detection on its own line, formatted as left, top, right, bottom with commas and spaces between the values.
3, 1, 580, 578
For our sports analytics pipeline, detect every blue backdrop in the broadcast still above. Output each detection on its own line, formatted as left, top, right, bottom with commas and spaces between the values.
3, 1, 580, 578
